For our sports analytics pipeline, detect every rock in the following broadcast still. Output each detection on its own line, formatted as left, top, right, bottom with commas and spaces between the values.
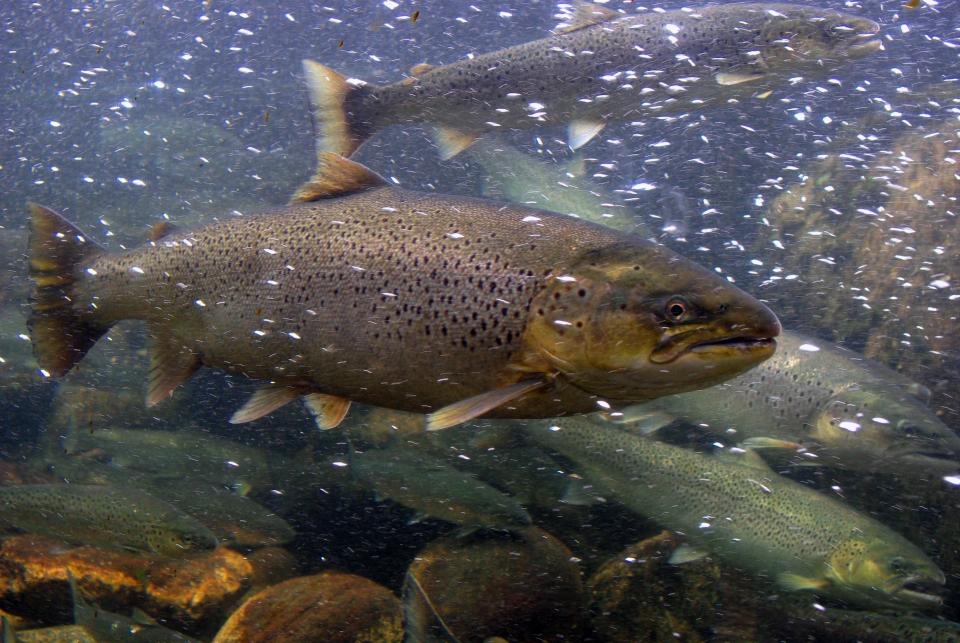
404, 526, 584, 642
0, 536, 251, 631
587, 530, 761, 642
13, 625, 97, 643
243, 547, 299, 597
213, 571, 403, 643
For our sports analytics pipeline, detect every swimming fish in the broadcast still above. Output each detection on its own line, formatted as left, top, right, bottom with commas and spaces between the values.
468, 137, 643, 233
27, 152, 779, 432
525, 416, 945, 610
350, 443, 531, 529
303, 2, 882, 158
783, 603, 960, 643
62, 427, 273, 495
70, 574, 201, 642
625, 330, 960, 473
0, 484, 217, 557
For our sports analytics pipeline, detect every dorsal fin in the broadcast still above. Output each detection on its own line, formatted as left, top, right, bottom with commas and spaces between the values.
410, 62, 435, 77
556, 2, 620, 34
149, 220, 183, 242
290, 152, 388, 203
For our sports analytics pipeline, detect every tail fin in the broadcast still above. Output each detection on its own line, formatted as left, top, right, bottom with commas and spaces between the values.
27, 203, 111, 377
302, 59, 376, 158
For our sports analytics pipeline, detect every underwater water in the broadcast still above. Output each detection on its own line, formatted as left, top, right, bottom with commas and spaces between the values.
1, 0, 960, 640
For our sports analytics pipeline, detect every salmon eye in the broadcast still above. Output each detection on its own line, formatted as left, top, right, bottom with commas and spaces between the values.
666, 298, 688, 322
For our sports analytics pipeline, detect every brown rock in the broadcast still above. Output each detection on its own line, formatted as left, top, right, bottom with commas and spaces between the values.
404, 526, 584, 642
242, 546, 299, 597
14, 625, 97, 643
213, 571, 403, 643
588, 531, 761, 643
0, 536, 251, 630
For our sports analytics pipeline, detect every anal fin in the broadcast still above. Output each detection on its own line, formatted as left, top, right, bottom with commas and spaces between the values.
715, 72, 766, 86
669, 543, 710, 565
146, 325, 200, 407
426, 380, 546, 431
778, 572, 829, 592
434, 126, 480, 160
230, 384, 306, 424
567, 119, 605, 150
303, 393, 351, 430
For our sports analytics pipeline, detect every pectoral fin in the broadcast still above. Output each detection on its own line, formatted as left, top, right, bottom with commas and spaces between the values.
434, 126, 481, 160
778, 573, 829, 592
669, 544, 709, 565
556, 2, 620, 34
741, 437, 804, 451
146, 325, 201, 407
426, 380, 547, 431
567, 119, 605, 150
303, 393, 351, 429
230, 384, 306, 424
715, 72, 766, 86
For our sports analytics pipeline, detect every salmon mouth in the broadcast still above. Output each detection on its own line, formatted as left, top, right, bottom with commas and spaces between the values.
845, 18, 883, 57
650, 333, 777, 364
892, 575, 946, 608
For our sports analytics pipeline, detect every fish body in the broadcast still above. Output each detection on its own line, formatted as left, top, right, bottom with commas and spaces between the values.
351, 444, 531, 529
305, 3, 881, 157
637, 330, 960, 472
525, 416, 945, 610
28, 153, 778, 431
784, 605, 960, 643
469, 137, 643, 233
0, 484, 217, 557
62, 427, 272, 494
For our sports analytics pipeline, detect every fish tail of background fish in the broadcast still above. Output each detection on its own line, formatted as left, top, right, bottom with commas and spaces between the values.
27, 203, 113, 378
302, 59, 380, 158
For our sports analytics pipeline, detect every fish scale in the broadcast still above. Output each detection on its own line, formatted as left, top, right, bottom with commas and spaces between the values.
526, 416, 945, 610
305, 3, 881, 158
28, 153, 778, 430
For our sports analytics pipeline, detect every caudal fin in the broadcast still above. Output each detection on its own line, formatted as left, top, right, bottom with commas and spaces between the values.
27, 203, 111, 377
302, 59, 376, 158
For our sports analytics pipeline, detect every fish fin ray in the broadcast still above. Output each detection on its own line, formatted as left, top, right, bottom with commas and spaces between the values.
668, 543, 709, 565
403, 570, 463, 643
301, 59, 375, 158
715, 72, 766, 86
410, 62, 435, 76
741, 437, 804, 451
27, 203, 112, 378
291, 152, 388, 203
426, 380, 547, 431
560, 478, 601, 506
146, 325, 201, 407
230, 384, 306, 424
778, 572, 829, 592
556, 2, 620, 34
567, 119, 605, 150
434, 126, 481, 160
303, 393, 351, 429
148, 220, 183, 242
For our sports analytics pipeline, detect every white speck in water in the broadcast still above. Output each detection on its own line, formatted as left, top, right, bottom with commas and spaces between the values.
944, 475, 960, 486
49, 120, 61, 128
85, 268, 97, 276
238, 66, 254, 74
630, 182, 656, 191
664, 23, 680, 34
39, 369, 51, 378
18, 334, 30, 342
152, 80, 166, 89
596, 400, 611, 410
262, 248, 278, 255
288, 332, 301, 340
838, 421, 861, 432
549, 425, 562, 432
195, 299, 206, 307
446, 232, 464, 239
798, 343, 820, 352
383, 0, 399, 9
332, 460, 348, 468
130, 266, 144, 275
556, 275, 577, 282
872, 417, 890, 425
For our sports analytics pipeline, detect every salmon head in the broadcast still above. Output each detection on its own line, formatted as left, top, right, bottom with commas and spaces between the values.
521, 240, 780, 403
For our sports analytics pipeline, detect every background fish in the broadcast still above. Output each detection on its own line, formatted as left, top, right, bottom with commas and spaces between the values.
350, 443, 531, 530
304, 3, 881, 158
525, 416, 945, 610
62, 427, 273, 495
0, 484, 217, 557
628, 330, 960, 473
27, 153, 778, 432
468, 137, 643, 233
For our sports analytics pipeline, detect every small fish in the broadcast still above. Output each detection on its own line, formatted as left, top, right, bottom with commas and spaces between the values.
468, 137, 643, 234
27, 150, 778, 432
905, 0, 921, 8
263, 110, 270, 124
70, 574, 200, 642
0, 484, 217, 557
526, 416, 945, 610
410, 10, 420, 24
784, 603, 960, 643
351, 443, 531, 530
337, 39, 344, 49
303, 2, 881, 159
62, 427, 272, 494
630, 330, 960, 474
